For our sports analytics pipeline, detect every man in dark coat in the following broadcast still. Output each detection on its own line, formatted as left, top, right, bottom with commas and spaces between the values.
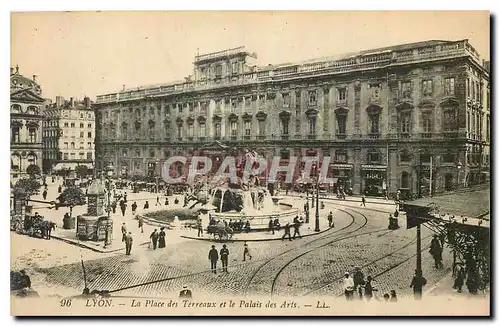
430, 235, 443, 269
220, 244, 229, 273
268, 218, 274, 235
292, 217, 302, 239
125, 232, 133, 255
179, 285, 192, 299
150, 229, 158, 250
410, 270, 427, 300
131, 201, 138, 215
281, 223, 292, 241
208, 245, 219, 274
121, 223, 127, 242
42, 189, 47, 200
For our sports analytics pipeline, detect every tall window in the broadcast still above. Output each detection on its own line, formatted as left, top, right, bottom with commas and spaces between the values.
369, 114, 380, 134
215, 65, 222, 78
199, 123, 206, 138
467, 78, 471, 97
400, 150, 411, 162
29, 127, 37, 143
80, 123, 84, 128
281, 118, 289, 135
88, 142, 92, 149
231, 122, 238, 136
401, 171, 410, 189
308, 117, 316, 135
444, 77, 455, 96
422, 112, 433, 133
367, 151, 380, 163
486, 116, 490, 142
308, 90, 317, 106
64, 122, 69, 127
335, 150, 347, 163
80, 131, 84, 138
282, 93, 290, 107
87, 152, 93, 160
188, 124, 194, 138
88, 123, 92, 128
177, 125, 182, 138
231, 62, 238, 75
399, 111, 411, 134
422, 80, 433, 96
401, 81, 412, 97
70, 123, 75, 128
443, 109, 458, 131
338, 87, 347, 101
215, 122, 221, 137
71, 142, 75, 149
258, 120, 266, 136
11, 127, 20, 143
244, 121, 251, 136
64, 142, 69, 149
336, 113, 347, 134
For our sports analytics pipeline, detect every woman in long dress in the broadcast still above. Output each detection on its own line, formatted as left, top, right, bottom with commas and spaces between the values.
158, 227, 166, 248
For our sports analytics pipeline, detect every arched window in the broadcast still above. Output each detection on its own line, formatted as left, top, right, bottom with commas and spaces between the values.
11, 154, 21, 171
11, 104, 21, 114
27, 153, 37, 166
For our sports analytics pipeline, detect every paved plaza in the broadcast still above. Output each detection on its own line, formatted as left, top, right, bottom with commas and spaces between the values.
11, 178, 465, 302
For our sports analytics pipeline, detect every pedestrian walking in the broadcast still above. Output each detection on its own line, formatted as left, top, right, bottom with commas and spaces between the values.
197, 218, 203, 237
430, 235, 443, 269
164, 197, 169, 206
327, 211, 334, 228
363, 276, 377, 301
149, 229, 158, 250
121, 223, 127, 242
268, 218, 274, 235
158, 227, 166, 248
42, 189, 47, 200
156, 196, 160, 206
120, 201, 126, 217
453, 263, 466, 293
243, 241, 252, 261
179, 285, 192, 299
410, 270, 427, 300
143, 201, 149, 210
131, 201, 137, 215
125, 232, 133, 255
112, 201, 117, 214
353, 267, 365, 299
123, 192, 128, 203
360, 196, 366, 207
281, 223, 292, 241
58, 185, 62, 193
292, 217, 302, 239
208, 245, 219, 274
138, 217, 144, 233
220, 244, 229, 273
343, 272, 355, 300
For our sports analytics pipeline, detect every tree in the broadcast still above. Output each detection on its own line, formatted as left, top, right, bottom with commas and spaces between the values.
26, 164, 41, 178
57, 186, 86, 218
13, 178, 41, 199
75, 165, 89, 179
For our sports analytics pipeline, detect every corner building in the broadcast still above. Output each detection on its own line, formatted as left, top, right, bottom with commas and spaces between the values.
94, 40, 490, 196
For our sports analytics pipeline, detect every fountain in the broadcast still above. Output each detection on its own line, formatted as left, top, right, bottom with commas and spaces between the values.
207, 184, 300, 231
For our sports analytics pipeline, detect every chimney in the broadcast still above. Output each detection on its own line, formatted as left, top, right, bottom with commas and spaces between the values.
84, 96, 91, 108
70, 97, 74, 107
122, 84, 126, 91
15, 65, 19, 73
33, 75, 37, 83
55, 96, 65, 107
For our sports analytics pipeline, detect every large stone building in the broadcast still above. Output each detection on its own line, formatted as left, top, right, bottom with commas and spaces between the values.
10, 65, 45, 181
42, 96, 95, 174
94, 40, 490, 196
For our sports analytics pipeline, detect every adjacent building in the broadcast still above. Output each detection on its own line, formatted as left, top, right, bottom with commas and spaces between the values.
10, 65, 45, 181
94, 40, 490, 196
42, 96, 95, 174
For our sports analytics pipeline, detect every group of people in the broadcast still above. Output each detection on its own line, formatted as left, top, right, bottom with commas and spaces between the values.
343, 267, 398, 302
281, 216, 303, 241
149, 227, 167, 250
207, 242, 253, 274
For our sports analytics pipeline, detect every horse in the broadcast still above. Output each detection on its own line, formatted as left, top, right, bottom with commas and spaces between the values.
40, 221, 56, 240
207, 225, 234, 241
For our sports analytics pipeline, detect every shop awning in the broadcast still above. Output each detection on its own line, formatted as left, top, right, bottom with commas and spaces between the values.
330, 164, 353, 170
406, 185, 490, 221
53, 162, 94, 171
362, 164, 387, 171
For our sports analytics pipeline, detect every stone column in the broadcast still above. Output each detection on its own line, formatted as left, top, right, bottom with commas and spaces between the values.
353, 147, 362, 194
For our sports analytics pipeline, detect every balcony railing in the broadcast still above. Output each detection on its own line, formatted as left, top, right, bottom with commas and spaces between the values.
420, 132, 433, 139
257, 135, 266, 140
281, 135, 290, 140
243, 135, 251, 140
368, 133, 380, 139
442, 131, 460, 138
336, 133, 347, 139
307, 134, 317, 140
398, 132, 411, 139
335, 99, 348, 107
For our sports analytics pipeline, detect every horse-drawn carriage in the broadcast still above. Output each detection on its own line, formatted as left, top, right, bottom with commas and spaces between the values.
207, 224, 234, 241
11, 213, 55, 240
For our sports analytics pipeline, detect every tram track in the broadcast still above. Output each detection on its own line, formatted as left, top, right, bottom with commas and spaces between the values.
297, 234, 434, 297
243, 208, 379, 296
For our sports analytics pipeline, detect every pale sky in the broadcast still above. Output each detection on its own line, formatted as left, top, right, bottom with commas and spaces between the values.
10, 11, 490, 101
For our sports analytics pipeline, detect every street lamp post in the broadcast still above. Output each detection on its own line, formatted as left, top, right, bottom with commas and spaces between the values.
314, 165, 320, 232
103, 163, 113, 248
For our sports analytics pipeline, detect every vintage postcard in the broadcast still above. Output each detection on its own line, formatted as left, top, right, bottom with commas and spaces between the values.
9, 11, 490, 316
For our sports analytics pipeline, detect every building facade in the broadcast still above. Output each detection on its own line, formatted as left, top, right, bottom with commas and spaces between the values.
42, 96, 95, 173
10, 65, 45, 180
94, 40, 490, 196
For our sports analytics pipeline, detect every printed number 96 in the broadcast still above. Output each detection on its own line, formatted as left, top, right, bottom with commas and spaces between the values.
60, 299, 72, 307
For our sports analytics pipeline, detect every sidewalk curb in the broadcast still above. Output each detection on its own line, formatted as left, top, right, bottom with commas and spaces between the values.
424, 268, 453, 295
180, 226, 334, 242
50, 235, 150, 254
289, 194, 396, 206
